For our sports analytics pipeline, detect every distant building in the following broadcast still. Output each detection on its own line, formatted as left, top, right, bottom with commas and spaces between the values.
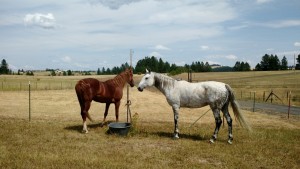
210, 64, 222, 69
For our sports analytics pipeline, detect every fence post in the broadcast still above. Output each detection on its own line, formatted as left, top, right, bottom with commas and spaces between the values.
29, 81, 31, 122
288, 91, 291, 119
253, 91, 256, 112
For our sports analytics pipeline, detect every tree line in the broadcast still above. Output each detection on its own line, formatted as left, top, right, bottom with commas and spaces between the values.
1, 54, 300, 76
255, 54, 289, 71
97, 54, 300, 74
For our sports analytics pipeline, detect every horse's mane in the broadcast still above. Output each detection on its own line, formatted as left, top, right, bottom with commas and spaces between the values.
106, 69, 131, 87
154, 72, 175, 89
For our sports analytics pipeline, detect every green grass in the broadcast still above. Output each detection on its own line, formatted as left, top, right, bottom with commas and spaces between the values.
0, 118, 299, 169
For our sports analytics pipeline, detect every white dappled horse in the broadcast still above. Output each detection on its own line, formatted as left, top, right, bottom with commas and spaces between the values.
137, 70, 251, 144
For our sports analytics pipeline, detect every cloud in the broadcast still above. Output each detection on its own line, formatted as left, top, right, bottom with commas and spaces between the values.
88, 0, 142, 9
200, 45, 209, 50
24, 13, 56, 29
256, 0, 273, 4
207, 60, 220, 65
154, 45, 170, 51
210, 54, 237, 60
228, 24, 248, 30
61, 56, 72, 63
294, 42, 300, 47
146, 1, 236, 25
225, 54, 238, 60
149, 51, 162, 57
262, 19, 300, 28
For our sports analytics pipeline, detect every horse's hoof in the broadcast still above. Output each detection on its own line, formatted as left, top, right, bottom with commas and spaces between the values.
209, 139, 215, 144
82, 130, 88, 134
173, 134, 179, 140
228, 138, 233, 144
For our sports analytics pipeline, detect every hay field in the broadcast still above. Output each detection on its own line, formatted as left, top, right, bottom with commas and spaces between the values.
0, 81, 299, 168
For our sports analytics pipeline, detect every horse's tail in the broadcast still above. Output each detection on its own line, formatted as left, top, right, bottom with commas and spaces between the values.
225, 84, 251, 131
75, 81, 94, 122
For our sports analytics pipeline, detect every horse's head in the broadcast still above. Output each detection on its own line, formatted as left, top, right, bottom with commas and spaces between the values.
126, 68, 135, 87
138, 69, 154, 92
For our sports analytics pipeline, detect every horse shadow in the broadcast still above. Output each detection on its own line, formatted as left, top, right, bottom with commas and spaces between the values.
145, 131, 210, 141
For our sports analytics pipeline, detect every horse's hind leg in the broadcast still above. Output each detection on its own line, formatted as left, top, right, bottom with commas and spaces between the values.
222, 103, 233, 144
210, 108, 222, 143
82, 101, 91, 133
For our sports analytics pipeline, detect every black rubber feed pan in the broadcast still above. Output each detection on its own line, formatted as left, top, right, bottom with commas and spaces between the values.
108, 122, 131, 136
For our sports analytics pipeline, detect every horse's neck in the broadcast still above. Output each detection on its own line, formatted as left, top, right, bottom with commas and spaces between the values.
154, 73, 175, 95
110, 73, 127, 88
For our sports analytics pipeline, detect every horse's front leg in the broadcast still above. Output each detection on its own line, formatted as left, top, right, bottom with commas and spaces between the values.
101, 103, 111, 126
114, 101, 121, 122
172, 104, 180, 139
210, 108, 222, 143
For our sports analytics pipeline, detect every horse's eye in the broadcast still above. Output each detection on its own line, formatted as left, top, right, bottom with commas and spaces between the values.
145, 77, 149, 80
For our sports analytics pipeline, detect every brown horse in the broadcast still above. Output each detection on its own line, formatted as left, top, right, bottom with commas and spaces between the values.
75, 68, 134, 133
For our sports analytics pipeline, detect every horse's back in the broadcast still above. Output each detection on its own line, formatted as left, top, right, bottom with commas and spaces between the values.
75, 78, 100, 97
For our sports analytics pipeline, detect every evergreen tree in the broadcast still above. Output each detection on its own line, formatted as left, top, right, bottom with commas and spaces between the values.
258, 54, 280, 71
67, 70, 72, 76
269, 54, 280, 70
97, 68, 101, 75
297, 54, 300, 64
255, 63, 262, 71
244, 62, 251, 71
281, 56, 288, 70
260, 54, 270, 71
102, 67, 106, 74
233, 61, 251, 71
158, 58, 164, 73
233, 61, 241, 71
164, 61, 170, 73
106, 68, 111, 74
0, 59, 10, 74
204, 62, 212, 72
296, 54, 300, 70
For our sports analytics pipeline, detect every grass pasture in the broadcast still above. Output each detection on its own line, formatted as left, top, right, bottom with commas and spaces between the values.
0, 71, 300, 168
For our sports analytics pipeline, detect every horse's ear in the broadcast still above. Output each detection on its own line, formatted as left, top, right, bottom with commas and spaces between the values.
146, 69, 149, 73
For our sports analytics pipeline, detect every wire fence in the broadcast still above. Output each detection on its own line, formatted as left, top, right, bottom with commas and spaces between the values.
0, 81, 76, 91
1, 79, 300, 106
233, 89, 300, 107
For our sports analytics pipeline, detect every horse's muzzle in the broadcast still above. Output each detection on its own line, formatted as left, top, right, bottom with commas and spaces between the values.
138, 87, 143, 92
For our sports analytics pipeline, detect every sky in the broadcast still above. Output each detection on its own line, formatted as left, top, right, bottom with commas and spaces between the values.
0, 0, 300, 71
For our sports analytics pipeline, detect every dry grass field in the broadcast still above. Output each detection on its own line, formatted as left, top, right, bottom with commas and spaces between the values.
0, 72, 299, 168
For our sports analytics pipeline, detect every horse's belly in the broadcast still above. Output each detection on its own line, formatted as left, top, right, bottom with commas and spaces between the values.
180, 98, 207, 108
179, 92, 207, 108
93, 95, 119, 103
